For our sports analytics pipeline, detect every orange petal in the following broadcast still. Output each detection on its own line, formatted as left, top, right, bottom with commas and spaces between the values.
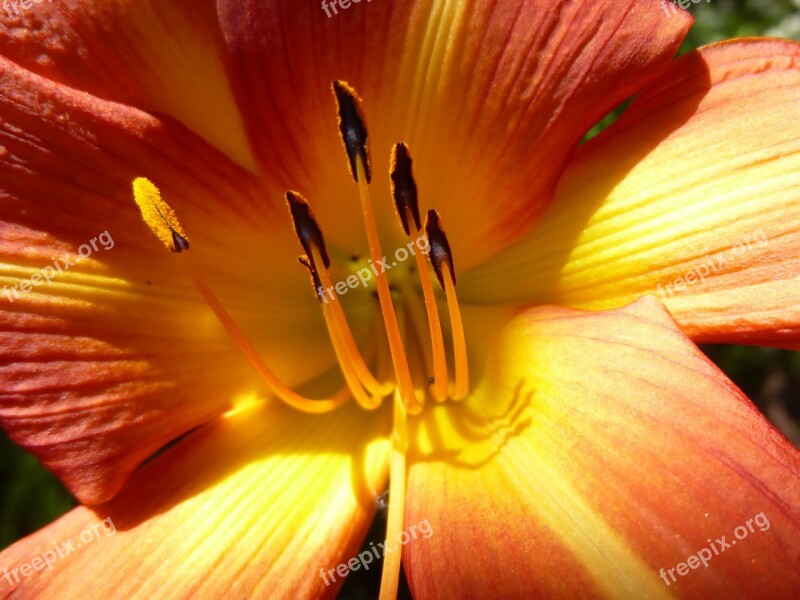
0, 0, 255, 170
217, 0, 690, 268
463, 39, 800, 348
0, 60, 338, 503
404, 298, 800, 598
0, 398, 391, 598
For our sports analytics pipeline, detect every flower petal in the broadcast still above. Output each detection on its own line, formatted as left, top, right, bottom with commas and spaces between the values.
217, 0, 690, 268
462, 39, 800, 348
0, 0, 255, 169
405, 297, 800, 598
0, 60, 340, 503
0, 398, 390, 599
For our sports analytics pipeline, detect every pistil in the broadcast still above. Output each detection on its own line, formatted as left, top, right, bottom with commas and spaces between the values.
379, 390, 408, 600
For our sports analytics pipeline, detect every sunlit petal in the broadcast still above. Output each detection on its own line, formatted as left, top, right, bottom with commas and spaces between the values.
463, 39, 800, 348
0, 59, 338, 503
0, 398, 390, 599
217, 0, 690, 268
405, 298, 800, 598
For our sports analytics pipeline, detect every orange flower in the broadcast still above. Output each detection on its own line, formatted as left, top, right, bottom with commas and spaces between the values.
1, 1, 799, 598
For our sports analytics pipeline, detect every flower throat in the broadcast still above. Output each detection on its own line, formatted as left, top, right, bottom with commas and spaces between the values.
131, 80, 469, 417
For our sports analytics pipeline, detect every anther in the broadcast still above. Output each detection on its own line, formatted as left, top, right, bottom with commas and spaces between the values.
425, 209, 455, 289
132, 177, 191, 253
332, 80, 371, 184
425, 210, 469, 400
390, 143, 421, 235
172, 230, 190, 253
286, 191, 331, 268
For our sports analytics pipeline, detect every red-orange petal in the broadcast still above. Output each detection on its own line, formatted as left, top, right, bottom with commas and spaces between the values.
404, 298, 800, 598
0, 398, 391, 599
0, 59, 337, 503
0, 0, 255, 170
462, 39, 800, 349
217, 0, 691, 269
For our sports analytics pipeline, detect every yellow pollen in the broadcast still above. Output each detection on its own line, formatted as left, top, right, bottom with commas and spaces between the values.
132, 177, 190, 253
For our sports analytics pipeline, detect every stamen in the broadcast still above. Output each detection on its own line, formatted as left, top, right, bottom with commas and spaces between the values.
378, 390, 408, 600
309, 250, 392, 411
389, 143, 421, 235
297, 255, 323, 295
287, 192, 392, 407
333, 81, 422, 414
333, 80, 371, 184
359, 156, 422, 413
132, 177, 348, 414
426, 210, 469, 400
391, 144, 449, 402
396, 278, 434, 391
286, 191, 330, 268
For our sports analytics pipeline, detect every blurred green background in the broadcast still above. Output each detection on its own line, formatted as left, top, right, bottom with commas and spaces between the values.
0, 2, 798, 599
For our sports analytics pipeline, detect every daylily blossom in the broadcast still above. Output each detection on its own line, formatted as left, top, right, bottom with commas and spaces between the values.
1, 0, 799, 598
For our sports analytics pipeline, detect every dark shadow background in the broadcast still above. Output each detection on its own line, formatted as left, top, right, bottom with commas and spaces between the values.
1, 1, 798, 599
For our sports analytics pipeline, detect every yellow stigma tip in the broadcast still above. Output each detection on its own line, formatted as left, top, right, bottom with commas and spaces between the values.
132, 177, 190, 253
